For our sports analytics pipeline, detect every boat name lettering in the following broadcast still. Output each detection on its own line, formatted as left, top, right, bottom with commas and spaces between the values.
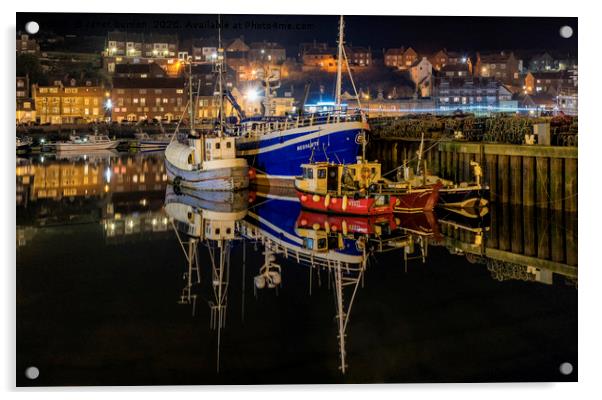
296, 141, 319, 151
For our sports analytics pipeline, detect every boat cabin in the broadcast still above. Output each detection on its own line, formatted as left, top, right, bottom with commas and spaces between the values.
296, 160, 383, 196
295, 226, 344, 253
204, 136, 236, 161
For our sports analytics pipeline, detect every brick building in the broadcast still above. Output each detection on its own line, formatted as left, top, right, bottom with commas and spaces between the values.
474, 51, 520, 85
16, 76, 36, 124
33, 82, 106, 124
111, 77, 186, 122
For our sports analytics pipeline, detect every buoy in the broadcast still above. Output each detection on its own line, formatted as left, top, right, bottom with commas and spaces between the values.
301, 195, 307, 202
332, 197, 337, 204
254, 275, 266, 289
324, 194, 331, 208
342, 195, 348, 211
248, 167, 257, 180
313, 223, 320, 230
312, 194, 320, 202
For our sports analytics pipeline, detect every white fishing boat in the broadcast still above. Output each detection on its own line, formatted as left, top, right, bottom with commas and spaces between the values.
50, 134, 120, 152
16, 136, 33, 152
164, 19, 249, 192
132, 132, 174, 149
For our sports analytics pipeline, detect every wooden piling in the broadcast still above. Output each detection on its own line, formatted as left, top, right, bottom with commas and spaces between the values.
498, 203, 511, 251
510, 156, 522, 205
486, 153, 497, 203
564, 158, 577, 213
550, 158, 564, 211
446, 149, 453, 181
535, 157, 549, 209
522, 156, 536, 207
498, 155, 510, 204
551, 210, 565, 263
463, 153, 471, 183
523, 206, 537, 257
565, 211, 578, 266
488, 203, 499, 249
511, 205, 523, 255
537, 207, 550, 260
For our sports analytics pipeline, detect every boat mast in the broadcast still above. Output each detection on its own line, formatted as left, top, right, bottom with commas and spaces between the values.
335, 15, 344, 113
189, 58, 195, 135
217, 14, 225, 138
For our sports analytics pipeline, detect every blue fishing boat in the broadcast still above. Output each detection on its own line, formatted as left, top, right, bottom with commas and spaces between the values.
235, 114, 367, 186
234, 15, 368, 187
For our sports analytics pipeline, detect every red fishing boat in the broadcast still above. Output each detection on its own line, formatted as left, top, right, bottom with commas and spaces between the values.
296, 211, 398, 236
294, 160, 399, 215
294, 158, 442, 215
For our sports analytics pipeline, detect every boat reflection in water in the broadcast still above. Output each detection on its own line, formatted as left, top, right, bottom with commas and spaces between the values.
166, 184, 471, 374
164, 184, 249, 372
17, 152, 577, 384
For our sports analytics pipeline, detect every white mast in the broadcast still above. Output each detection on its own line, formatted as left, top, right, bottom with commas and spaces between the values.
217, 14, 225, 137
335, 15, 344, 110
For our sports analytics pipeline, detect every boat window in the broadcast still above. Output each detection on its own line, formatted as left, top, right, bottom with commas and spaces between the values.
371, 167, 376, 174
215, 143, 220, 150
318, 169, 326, 179
226, 141, 232, 148
303, 238, 314, 249
207, 143, 211, 149
318, 238, 327, 249
307, 168, 313, 179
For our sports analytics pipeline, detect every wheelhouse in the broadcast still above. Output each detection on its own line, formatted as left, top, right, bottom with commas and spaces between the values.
296, 160, 384, 196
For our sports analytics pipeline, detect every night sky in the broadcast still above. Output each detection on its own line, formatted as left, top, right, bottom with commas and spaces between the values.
17, 13, 577, 56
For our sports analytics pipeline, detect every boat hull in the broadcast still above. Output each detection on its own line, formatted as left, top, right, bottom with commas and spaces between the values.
165, 160, 249, 191
52, 141, 120, 151
394, 183, 442, 213
296, 190, 398, 215
237, 121, 367, 187
438, 185, 490, 209
165, 184, 249, 213
296, 211, 398, 235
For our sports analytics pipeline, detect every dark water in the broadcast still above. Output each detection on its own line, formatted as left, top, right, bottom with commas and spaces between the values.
16, 152, 577, 386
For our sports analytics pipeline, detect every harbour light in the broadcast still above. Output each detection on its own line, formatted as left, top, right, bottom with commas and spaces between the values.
246, 88, 259, 101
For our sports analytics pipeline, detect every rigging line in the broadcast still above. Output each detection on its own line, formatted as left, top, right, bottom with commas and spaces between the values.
341, 45, 362, 111
170, 98, 192, 143
381, 136, 446, 177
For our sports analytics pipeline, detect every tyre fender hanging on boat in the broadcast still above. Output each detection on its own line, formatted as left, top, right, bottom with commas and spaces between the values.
324, 194, 331, 207
342, 195, 348, 211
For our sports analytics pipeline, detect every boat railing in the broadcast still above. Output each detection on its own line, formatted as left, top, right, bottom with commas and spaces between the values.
240, 222, 364, 272
230, 110, 365, 138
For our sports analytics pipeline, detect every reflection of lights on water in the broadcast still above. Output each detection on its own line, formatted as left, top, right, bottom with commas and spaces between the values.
40, 156, 45, 163
105, 167, 111, 183
152, 218, 157, 226
162, 217, 168, 225
128, 220, 134, 228
109, 223, 115, 230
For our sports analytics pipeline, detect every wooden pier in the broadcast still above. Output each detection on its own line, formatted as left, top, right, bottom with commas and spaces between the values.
369, 139, 578, 212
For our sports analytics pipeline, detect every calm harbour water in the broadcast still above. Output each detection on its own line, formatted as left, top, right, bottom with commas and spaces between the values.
16, 151, 577, 386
